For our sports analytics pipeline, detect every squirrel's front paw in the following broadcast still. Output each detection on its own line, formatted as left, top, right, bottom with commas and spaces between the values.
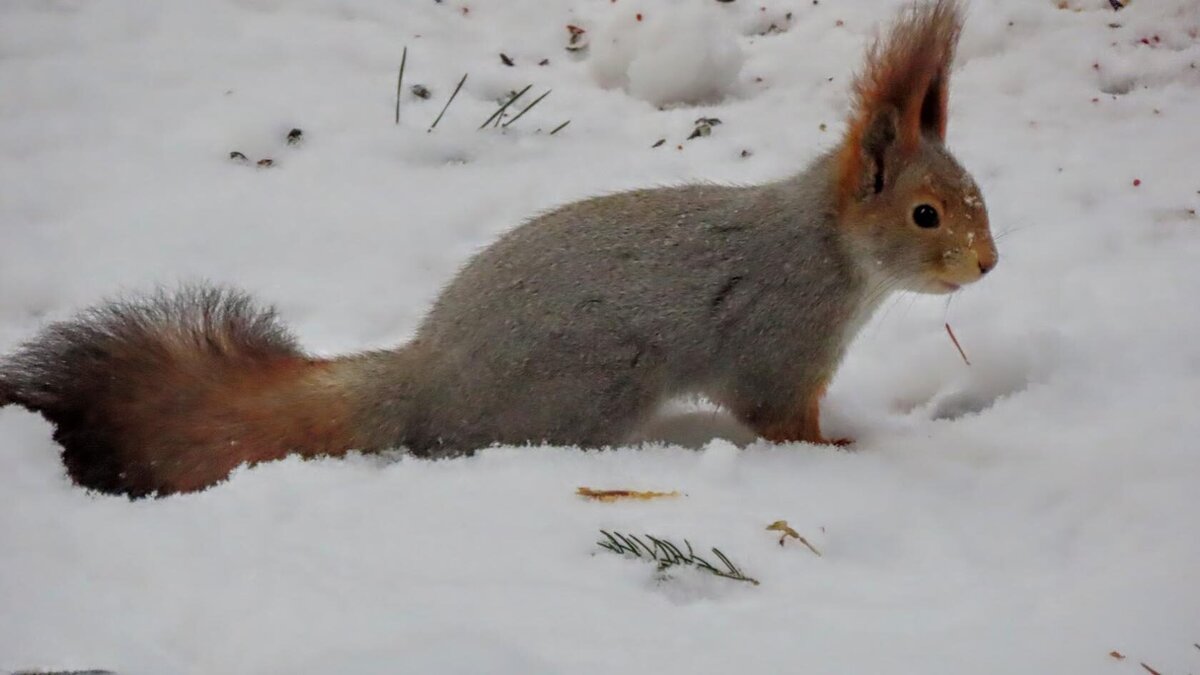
759, 427, 854, 447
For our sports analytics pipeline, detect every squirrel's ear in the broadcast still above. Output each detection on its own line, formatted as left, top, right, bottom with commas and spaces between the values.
836, 104, 901, 206
834, 0, 962, 210
859, 105, 900, 198
917, 68, 950, 141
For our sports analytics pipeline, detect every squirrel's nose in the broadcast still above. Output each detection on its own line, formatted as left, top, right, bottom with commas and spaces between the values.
975, 245, 998, 276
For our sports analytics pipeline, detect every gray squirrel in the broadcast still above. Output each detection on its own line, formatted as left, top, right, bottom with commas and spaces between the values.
0, 0, 996, 497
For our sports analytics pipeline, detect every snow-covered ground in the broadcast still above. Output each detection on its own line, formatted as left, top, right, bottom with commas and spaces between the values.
2, 0, 1199, 672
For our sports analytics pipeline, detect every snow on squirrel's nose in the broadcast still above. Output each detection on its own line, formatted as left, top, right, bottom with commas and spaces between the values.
976, 241, 998, 276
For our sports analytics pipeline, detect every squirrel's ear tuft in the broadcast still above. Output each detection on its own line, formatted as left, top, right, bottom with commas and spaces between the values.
857, 105, 901, 199
836, 0, 963, 208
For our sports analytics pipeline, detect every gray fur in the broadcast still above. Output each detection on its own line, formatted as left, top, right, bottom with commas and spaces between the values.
349, 151, 880, 455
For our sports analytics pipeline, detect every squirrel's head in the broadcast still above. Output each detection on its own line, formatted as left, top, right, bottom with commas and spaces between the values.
833, 0, 997, 294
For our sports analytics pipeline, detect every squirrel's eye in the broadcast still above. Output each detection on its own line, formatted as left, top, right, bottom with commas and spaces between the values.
912, 204, 940, 229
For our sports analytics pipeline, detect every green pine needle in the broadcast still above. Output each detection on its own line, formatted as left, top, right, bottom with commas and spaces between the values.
597, 530, 759, 585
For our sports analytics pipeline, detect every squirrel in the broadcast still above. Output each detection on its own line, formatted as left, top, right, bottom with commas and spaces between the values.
0, 0, 995, 497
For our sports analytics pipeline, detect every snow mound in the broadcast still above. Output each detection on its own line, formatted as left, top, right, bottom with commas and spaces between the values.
590, 3, 744, 107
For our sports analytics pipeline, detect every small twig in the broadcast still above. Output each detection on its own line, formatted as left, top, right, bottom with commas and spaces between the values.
577, 486, 679, 502
596, 530, 758, 585
429, 72, 468, 132
796, 536, 822, 556
478, 84, 532, 129
1140, 663, 1162, 675
488, 89, 533, 130
945, 322, 971, 366
549, 120, 571, 135
501, 89, 551, 128
395, 46, 407, 125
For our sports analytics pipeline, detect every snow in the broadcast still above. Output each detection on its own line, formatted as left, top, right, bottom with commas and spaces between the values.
2, 0, 1199, 673
590, 1, 745, 106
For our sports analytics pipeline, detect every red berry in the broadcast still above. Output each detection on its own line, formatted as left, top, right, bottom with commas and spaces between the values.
1132, 179, 1141, 187
636, 12, 643, 21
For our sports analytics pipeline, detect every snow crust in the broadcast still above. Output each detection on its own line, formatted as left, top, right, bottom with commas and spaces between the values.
2, 0, 1199, 673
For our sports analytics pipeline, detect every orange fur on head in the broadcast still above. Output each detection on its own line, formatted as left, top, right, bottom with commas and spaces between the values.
836, 0, 964, 209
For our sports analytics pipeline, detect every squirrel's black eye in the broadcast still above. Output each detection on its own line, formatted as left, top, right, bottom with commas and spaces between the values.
912, 204, 939, 229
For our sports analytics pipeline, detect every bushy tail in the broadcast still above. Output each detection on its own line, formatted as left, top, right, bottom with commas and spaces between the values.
0, 286, 372, 497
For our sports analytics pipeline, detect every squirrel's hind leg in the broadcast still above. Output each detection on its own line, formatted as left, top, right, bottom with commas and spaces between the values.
722, 380, 852, 447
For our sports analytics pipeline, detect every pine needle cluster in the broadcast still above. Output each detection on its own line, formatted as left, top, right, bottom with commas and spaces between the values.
597, 530, 759, 585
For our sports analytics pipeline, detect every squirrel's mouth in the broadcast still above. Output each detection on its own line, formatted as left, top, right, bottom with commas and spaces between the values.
917, 278, 961, 295
923, 264, 987, 294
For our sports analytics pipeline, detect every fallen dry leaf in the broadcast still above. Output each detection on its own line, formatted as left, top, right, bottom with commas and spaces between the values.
576, 487, 680, 502
766, 520, 799, 540
1109, 651, 1125, 660
766, 520, 822, 556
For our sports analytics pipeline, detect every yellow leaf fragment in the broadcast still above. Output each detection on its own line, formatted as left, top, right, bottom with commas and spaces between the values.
766, 520, 799, 539
576, 487, 681, 502
766, 519, 822, 556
